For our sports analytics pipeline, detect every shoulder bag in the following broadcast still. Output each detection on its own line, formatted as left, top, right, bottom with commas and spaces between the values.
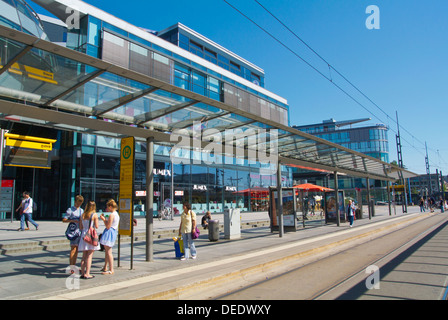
65, 222, 81, 240
83, 214, 99, 246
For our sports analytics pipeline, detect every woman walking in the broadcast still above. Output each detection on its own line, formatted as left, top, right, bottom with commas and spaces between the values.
78, 201, 100, 279
347, 200, 356, 228
178, 202, 197, 261
99, 199, 120, 275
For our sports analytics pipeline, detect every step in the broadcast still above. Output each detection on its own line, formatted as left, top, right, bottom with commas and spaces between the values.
0, 220, 270, 255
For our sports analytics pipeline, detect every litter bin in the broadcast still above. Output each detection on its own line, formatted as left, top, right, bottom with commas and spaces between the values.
370, 199, 375, 217
208, 220, 219, 241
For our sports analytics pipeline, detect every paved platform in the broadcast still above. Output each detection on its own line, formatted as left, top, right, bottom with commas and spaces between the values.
0, 205, 437, 300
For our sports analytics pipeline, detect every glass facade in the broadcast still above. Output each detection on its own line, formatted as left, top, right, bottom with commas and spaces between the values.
158, 24, 265, 87
65, 16, 288, 124
294, 120, 389, 163
0, 1, 292, 219
292, 119, 390, 202
0, 0, 48, 40
79, 134, 291, 216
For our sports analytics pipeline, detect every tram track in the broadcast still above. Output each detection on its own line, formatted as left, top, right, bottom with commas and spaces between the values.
312, 213, 448, 300
216, 212, 448, 300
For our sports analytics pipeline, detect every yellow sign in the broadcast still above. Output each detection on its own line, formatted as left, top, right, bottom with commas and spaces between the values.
0, 60, 57, 84
119, 137, 135, 236
6, 138, 53, 151
5, 133, 56, 151
3, 133, 57, 169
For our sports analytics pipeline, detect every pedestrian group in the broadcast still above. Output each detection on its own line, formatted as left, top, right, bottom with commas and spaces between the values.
63, 196, 120, 279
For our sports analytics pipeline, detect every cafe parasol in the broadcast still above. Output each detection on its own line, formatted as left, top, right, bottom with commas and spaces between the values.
293, 183, 333, 192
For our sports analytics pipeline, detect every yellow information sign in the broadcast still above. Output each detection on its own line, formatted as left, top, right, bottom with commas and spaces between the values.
3, 133, 57, 169
5, 133, 56, 151
119, 137, 135, 236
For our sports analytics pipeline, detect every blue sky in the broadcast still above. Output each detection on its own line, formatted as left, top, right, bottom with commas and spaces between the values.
34, 0, 448, 175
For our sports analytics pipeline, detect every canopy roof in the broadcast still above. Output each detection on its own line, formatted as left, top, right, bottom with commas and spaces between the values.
0, 25, 416, 181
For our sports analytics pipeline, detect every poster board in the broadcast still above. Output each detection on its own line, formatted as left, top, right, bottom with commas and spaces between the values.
324, 190, 346, 222
269, 187, 297, 232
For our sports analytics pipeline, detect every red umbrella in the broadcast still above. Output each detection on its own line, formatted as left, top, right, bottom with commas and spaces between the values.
293, 183, 333, 192
234, 187, 269, 195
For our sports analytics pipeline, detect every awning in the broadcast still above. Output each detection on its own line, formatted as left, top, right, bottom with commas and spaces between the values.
293, 183, 334, 192
0, 25, 417, 181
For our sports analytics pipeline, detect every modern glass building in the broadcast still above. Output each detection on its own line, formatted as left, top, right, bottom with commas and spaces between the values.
0, 0, 292, 219
293, 118, 389, 163
292, 118, 390, 201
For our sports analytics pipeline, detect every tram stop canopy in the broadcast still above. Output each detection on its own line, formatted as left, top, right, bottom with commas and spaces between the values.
0, 25, 416, 182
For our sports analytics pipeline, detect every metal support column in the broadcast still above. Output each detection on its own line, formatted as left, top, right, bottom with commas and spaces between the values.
367, 177, 371, 220
277, 160, 284, 237
146, 137, 154, 262
334, 171, 339, 227
387, 180, 392, 216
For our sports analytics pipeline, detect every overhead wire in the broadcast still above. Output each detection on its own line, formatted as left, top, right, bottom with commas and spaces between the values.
223, 0, 445, 172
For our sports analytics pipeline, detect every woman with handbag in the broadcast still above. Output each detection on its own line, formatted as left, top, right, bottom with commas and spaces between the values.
178, 202, 197, 261
99, 199, 120, 275
78, 201, 100, 279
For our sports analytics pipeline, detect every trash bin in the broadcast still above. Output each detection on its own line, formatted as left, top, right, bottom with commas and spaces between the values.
208, 220, 219, 241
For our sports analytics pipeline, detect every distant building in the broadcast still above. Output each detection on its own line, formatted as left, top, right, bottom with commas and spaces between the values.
409, 173, 447, 197
293, 118, 389, 163
292, 118, 390, 202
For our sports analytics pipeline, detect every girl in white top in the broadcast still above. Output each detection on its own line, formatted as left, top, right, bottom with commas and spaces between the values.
99, 199, 120, 275
78, 201, 99, 279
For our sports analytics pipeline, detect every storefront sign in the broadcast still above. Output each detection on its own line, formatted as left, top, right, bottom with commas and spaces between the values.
153, 169, 171, 176
193, 184, 207, 191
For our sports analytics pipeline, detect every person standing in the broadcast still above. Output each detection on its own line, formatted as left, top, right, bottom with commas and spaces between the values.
99, 199, 120, 275
178, 202, 197, 261
347, 200, 356, 228
16, 191, 38, 231
78, 201, 100, 279
62, 195, 84, 266
419, 197, 425, 212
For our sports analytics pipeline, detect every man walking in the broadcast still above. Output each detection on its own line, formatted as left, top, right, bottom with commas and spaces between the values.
16, 191, 39, 231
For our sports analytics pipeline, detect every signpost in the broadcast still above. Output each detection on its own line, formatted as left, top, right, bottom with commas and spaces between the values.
3, 133, 56, 169
118, 136, 135, 269
0, 131, 56, 221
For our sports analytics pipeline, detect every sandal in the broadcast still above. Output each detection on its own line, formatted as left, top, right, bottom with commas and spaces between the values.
102, 271, 114, 275
100, 267, 108, 272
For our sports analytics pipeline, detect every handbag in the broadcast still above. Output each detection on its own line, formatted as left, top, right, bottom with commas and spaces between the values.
83, 215, 99, 246
189, 210, 200, 239
65, 222, 81, 240
191, 226, 200, 239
